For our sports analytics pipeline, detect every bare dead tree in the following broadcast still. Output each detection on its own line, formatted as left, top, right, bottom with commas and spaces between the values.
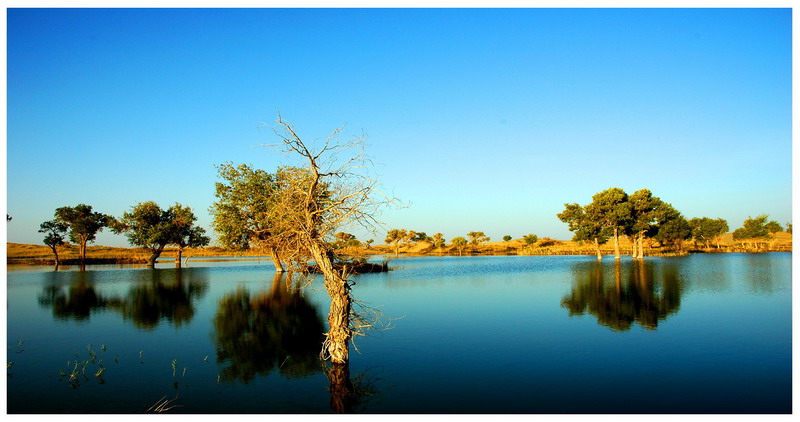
263, 115, 395, 366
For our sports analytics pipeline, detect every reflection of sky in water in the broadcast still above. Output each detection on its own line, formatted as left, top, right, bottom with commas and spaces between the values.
6, 253, 792, 413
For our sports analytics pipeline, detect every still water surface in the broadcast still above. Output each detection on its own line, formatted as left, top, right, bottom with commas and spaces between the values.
6, 254, 792, 413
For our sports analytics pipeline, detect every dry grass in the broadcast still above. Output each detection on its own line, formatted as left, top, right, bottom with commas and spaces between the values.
6, 242, 271, 265
7, 231, 791, 265
349, 232, 792, 257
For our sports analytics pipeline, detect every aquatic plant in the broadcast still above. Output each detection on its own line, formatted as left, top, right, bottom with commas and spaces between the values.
147, 394, 181, 413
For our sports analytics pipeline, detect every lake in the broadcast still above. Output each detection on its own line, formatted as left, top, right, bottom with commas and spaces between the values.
5, 253, 792, 413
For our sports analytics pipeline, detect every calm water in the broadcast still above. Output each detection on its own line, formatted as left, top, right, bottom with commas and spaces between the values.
6, 253, 792, 413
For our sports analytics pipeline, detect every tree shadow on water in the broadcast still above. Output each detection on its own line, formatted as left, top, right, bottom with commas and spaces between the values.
213, 273, 326, 383
212, 272, 382, 412
561, 260, 683, 331
38, 268, 209, 329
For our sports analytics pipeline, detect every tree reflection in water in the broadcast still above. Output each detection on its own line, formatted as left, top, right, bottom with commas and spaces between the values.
38, 268, 209, 328
213, 273, 325, 383
112, 269, 208, 329
562, 260, 683, 331
213, 273, 379, 413
38, 271, 105, 321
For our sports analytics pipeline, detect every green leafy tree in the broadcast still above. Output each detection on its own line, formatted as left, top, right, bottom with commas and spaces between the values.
412, 231, 429, 242
688, 217, 729, 249
523, 233, 539, 245
209, 163, 288, 272
404, 230, 418, 246
557, 202, 609, 260
654, 215, 692, 251
385, 229, 407, 257
764, 220, 783, 234
430, 233, 446, 248
584, 188, 633, 260
451, 236, 468, 256
467, 231, 490, 246
113, 201, 208, 267
334, 232, 361, 248
502, 235, 512, 242
39, 220, 69, 267
54, 204, 111, 267
732, 215, 772, 240
626, 189, 667, 259
171, 204, 211, 266
786, 223, 792, 234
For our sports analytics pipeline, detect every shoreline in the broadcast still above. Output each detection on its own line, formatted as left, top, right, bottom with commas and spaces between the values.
7, 247, 791, 267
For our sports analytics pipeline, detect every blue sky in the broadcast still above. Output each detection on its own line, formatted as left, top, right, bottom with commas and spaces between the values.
6, 8, 792, 247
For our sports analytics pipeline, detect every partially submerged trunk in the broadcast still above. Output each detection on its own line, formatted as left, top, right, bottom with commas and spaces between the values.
268, 245, 285, 273
637, 233, 645, 259
49, 245, 60, 267
147, 245, 165, 268
309, 243, 351, 365
594, 238, 602, 261
175, 247, 183, 268
613, 228, 621, 260
79, 237, 88, 268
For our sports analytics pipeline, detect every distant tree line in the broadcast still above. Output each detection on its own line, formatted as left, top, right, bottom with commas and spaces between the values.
39, 202, 209, 269
556, 187, 788, 260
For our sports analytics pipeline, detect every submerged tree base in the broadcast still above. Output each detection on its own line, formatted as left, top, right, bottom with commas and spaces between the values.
307, 257, 390, 275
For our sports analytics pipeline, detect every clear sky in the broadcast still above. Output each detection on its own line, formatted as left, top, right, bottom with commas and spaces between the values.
6, 8, 793, 247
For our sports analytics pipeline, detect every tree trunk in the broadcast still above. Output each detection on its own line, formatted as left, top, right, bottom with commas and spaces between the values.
594, 238, 602, 261
394, 243, 399, 258
613, 228, 621, 260
268, 245, 285, 273
49, 245, 60, 267
146, 254, 158, 267
79, 238, 88, 268
147, 246, 164, 268
309, 243, 351, 365
638, 233, 645, 259
175, 248, 183, 268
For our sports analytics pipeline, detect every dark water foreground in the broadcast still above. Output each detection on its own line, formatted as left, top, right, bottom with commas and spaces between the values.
6, 253, 792, 413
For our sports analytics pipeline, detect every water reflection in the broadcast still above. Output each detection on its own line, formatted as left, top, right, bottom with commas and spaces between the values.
213, 273, 326, 383
114, 269, 209, 329
38, 271, 105, 321
37, 268, 209, 328
562, 260, 683, 331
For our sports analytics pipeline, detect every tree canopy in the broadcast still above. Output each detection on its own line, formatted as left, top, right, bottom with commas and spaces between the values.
385, 229, 407, 257
732, 215, 777, 240
688, 217, 729, 249
467, 231, 490, 245
54, 204, 111, 266
451, 236, 468, 256
113, 201, 208, 267
39, 219, 69, 266
584, 188, 632, 259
